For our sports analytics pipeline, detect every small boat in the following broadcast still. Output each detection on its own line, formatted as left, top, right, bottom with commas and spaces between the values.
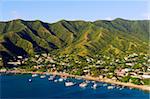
48, 76, 55, 81
65, 82, 75, 87
79, 82, 87, 88
54, 79, 58, 82
119, 86, 125, 90
103, 84, 107, 86
58, 78, 63, 82
46, 73, 50, 75
32, 74, 38, 77
85, 80, 91, 83
40, 75, 46, 78
29, 79, 32, 82
107, 86, 114, 89
91, 83, 97, 89
76, 77, 82, 80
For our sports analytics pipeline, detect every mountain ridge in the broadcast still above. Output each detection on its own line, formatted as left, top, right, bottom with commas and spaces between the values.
0, 18, 149, 60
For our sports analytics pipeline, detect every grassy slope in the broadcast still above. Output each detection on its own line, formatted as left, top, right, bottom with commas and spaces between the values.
0, 18, 149, 58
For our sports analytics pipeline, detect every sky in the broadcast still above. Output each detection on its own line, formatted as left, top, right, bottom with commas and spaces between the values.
0, 0, 149, 22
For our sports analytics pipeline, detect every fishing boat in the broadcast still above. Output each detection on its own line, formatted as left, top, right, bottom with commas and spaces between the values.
107, 86, 114, 89
32, 74, 38, 77
103, 84, 107, 86
65, 82, 75, 87
45, 73, 50, 75
48, 76, 55, 81
29, 79, 32, 82
76, 77, 82, 80
85, 80, 91, 83
79, 82, 87, 88
58, 78, 63, 82
54, 79, 58, 82
40, 75, 46, 78
91, 83, 97, 89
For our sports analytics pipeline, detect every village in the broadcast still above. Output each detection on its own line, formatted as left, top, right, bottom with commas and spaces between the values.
0, 52, 150, 85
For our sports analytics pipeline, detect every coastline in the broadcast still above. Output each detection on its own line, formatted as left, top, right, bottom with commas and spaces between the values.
1, 70, 150, 92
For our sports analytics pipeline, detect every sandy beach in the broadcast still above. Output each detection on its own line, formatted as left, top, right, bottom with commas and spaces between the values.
1, 70, 150, 92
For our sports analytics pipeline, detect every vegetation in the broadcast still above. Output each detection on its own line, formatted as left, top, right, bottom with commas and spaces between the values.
0, 18, 149, 59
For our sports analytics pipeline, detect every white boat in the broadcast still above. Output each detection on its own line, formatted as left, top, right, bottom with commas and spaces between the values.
103, 84, 107, 86
29, 79, 32, 82
46, 73, 50, 75
54, 79, 58, 82
107, 86, 114, 89
58, 78, 63, 82
65, 82, 75, 87
79, 82, 87, 88
32, 74, 38, 77
91, 83, 97, 89
48, 76, 55, 81
85, 80, 91, 83
76, 77, 82, 80
40, 75, 46, 78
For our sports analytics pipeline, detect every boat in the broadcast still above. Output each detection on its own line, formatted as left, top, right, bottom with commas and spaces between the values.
85, 80, 91, 83
54, 79, 58, 82
91, 83, 97, 89
119, 86, 125, 90
58, 78, 63, 82
79, 82, 87, 88
76, 77, 82, 80
107, 86, 114, 89
103, 84, 107, 86
65, 82, 75, 87
45, 73, 50, 75
32, 74, 38, 77
48, 76, 55, 81
40, 75, 46, 78
29, 79, 32, 82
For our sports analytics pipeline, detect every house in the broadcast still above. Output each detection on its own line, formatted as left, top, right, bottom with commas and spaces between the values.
0, 68, 7, 72
83, 69, 90, 73
141, 75, 150, 79
126, 63, 134, 66
115, 69, 126, 76
124, 68, 132, 72
42, 53, 47, 57
35, 55, 40, 58
17, 56, 23, 59
7, 61, 21, 66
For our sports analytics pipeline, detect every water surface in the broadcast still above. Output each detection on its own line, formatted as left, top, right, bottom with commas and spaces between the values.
0, 74, 149, 99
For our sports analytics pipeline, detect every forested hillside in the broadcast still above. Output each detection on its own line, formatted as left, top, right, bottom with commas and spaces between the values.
0, 18, 149, 59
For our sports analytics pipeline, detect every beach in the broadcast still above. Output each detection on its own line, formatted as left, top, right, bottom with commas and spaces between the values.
1, 70, 150, 92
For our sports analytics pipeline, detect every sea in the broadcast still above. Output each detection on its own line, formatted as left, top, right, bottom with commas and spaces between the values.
0, 73, 149, 99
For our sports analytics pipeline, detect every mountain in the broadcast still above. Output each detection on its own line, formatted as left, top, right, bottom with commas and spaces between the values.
0, 18, 149, 59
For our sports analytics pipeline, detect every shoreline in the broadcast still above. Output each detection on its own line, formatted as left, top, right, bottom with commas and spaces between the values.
1, 70, 150, 92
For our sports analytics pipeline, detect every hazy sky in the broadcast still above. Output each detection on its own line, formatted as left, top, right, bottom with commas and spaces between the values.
0, 0, 149, 22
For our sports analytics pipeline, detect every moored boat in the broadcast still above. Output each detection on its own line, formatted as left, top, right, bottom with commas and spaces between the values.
58, 78, 63, 82
91, 83, 97, 89
65, 82, 75, 87
40, 75, 46, 78
107, 86, 114, 89
48, 76, 55, 81
29, 79, 32, 82
79, 82, 87, 88
103, 84, 107, 86
32, 74, 38, 77
54, 79, 58, 82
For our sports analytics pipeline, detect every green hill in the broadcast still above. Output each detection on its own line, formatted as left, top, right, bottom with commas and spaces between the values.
0, 18, 149, 59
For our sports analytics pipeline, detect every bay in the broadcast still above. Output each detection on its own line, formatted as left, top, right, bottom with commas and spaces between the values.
0, 74, 149, 99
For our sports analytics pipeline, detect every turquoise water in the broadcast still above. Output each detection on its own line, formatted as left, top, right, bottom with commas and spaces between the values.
0, 73, 149, 99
